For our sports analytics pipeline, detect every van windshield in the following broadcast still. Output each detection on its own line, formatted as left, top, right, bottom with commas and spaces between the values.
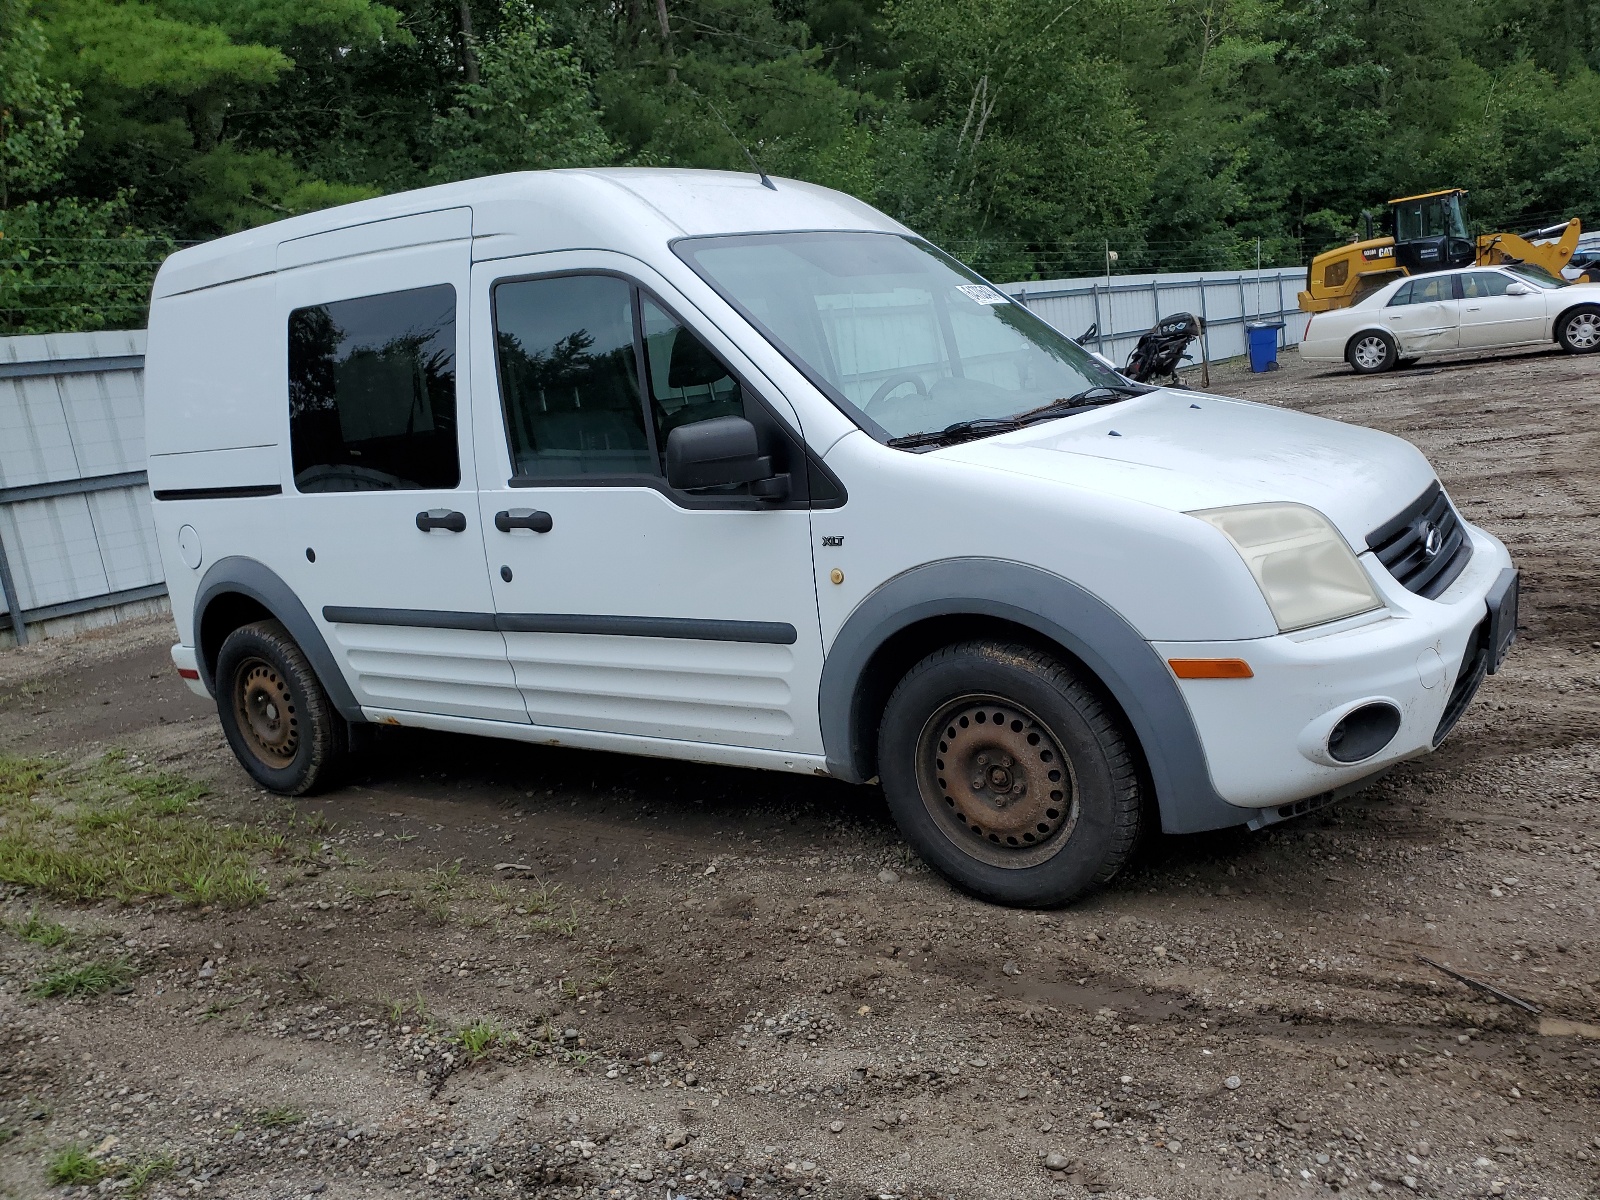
674, 232, 1127, 443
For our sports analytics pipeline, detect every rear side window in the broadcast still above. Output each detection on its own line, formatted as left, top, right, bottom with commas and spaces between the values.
288, 285, 459, 492
1387, 281, 1415, 307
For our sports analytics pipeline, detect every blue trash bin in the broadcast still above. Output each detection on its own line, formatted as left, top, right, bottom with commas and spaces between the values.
1246, 321, 1284, 373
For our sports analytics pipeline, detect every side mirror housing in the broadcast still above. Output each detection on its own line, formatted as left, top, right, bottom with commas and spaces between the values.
1504, 282, 1532, 296
665, 415, 788, 498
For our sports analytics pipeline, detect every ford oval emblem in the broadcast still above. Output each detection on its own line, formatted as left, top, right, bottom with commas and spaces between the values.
1421, 522, 1443, 558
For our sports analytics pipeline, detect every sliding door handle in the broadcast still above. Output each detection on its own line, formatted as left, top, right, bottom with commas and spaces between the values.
495, 509, 553, 534
416, 509, 467, 533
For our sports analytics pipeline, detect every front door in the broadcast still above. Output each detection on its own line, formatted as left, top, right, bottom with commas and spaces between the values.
1382, 274, 1461, 354
1457, 271, 1547, 348
272, 240, 526, 724
469, 253, 826, 756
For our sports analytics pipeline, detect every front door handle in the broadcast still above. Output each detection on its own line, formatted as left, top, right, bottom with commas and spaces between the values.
495, 509, 554, 534
416, 509, 467, 533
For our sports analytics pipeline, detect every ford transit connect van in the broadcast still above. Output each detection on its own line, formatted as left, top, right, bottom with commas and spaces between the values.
146, 169, 1518, 906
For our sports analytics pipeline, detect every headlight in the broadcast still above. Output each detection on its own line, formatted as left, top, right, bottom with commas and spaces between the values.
1190, 503, 1382, 631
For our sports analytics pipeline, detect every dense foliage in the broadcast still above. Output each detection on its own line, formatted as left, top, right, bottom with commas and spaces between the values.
1, 0, 1597, 331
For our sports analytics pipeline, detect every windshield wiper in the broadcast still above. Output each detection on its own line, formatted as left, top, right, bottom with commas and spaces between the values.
1010, 383, 1154, 425
885, 383, 1154, 450
886, 417, 1023, 450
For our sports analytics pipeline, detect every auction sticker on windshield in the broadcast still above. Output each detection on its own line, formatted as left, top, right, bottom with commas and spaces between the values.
956, 283, 1010, 305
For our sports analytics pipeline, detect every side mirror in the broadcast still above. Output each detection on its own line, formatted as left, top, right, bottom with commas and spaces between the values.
665, 416, 789, 499
1504, 282, 1532, 296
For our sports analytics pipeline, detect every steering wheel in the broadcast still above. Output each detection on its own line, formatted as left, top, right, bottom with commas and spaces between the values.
865, 371, 929, 410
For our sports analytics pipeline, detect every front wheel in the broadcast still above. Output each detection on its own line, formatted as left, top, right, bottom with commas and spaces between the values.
1556, 305, 1600, 353
215, 619, 346, 795
877, 641, 1142, 907
1347, 330, 1397, 374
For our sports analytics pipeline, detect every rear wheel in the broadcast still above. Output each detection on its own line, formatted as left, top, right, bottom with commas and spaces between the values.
215, 619, 346, 795
1556, 305, 1600, 353
1347, 330, 1397, 374
877, 641, 1142, 907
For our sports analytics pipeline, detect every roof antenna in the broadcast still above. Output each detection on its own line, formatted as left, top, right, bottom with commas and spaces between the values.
692, 90, 777, 190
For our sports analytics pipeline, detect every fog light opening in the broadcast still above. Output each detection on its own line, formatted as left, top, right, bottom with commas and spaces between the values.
1326, 702, 1402, 764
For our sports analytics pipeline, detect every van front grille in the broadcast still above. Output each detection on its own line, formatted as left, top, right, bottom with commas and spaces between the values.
1366, 482, 1472, 598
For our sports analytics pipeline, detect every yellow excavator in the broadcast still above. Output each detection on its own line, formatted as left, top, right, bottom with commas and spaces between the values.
1297, 189, 1584, 313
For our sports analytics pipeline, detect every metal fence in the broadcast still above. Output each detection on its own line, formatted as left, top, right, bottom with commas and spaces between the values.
1000, 266, 1308, 370
0, 265, 1310, 646
0, 330, 164, 648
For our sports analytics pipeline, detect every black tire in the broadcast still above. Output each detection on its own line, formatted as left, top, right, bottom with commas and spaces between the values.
1555, 305, 1600, 354
877, 641, 1142, 907
1346, 330, 1397, 374
214, 619, 346, 795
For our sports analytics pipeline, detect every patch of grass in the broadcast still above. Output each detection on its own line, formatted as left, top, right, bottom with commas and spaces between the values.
28, 957, 135, 999
454, 1019, 507, 1061
46, 1144, 106, 1186
0, 751, 269, 907
5, 908, 78, 949
522, 879, 563, 915
528, 903, 579, 938
388, 990, 430, 1025
258, 1106, 305, 1129
124, 1153, 176, 1197
426, 860, 463, 893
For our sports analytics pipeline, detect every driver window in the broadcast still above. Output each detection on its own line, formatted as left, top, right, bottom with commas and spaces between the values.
288, 285, 459, 493
1460, 272, 1510, 299
639, 296, 745, 451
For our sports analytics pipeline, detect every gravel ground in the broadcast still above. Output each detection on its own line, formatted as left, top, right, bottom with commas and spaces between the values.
0, 343, 1597, 1200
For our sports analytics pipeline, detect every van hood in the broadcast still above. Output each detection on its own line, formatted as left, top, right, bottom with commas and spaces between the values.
930, 389, 1437, 547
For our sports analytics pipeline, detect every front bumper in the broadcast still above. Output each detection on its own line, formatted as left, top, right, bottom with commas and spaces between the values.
1152, 521, 1514, 810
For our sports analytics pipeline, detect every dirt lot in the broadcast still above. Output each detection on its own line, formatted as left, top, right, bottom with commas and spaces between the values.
1, 345, 1598, 1200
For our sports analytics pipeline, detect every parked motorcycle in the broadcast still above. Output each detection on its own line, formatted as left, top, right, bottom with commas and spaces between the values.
1077, 312, 1206, 386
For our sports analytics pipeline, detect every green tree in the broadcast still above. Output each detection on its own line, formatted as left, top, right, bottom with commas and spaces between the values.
427, 4, 618, 182
0, 0, 78, 206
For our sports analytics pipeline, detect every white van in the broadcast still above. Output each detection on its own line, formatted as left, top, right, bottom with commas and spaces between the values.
146, 169, 1518, 906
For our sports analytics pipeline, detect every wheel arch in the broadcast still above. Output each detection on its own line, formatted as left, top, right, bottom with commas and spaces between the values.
1553, 299, 1600, 344
817, 558, 1254, 835
1344, 325, 1394, 360
193, 556, 364, 722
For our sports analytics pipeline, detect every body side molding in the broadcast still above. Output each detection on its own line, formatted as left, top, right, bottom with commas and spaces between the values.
322, 607, 798, 644
194, 557, 365, 722
817, 558, 1254, 835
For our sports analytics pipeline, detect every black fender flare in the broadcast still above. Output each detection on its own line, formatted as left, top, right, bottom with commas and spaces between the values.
193, 556, 364, 723
817, 558, 1254, 835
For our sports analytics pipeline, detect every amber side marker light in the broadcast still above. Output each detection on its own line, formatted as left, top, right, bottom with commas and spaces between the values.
1167, 658, 1253, 680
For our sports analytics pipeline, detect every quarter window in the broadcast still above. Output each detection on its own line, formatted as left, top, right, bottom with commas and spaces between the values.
492, 275, 653, 478
1387, 281, 1415, 307
288, 285, 459, 492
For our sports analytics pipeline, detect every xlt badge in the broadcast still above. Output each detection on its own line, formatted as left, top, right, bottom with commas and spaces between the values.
821, 535, 844, 547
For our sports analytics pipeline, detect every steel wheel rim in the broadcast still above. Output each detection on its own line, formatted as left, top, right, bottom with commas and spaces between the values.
1353, 336, 1388, 370
1565, 313, 1599, 349
233, 657, 299, 768
914, 694, 1079, 869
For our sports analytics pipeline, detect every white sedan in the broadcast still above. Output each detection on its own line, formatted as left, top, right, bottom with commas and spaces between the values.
1299, 264, 1600, 374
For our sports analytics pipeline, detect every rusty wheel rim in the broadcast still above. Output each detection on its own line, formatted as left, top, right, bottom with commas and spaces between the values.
232, 657, 299, 769
914, 694, 1078, 869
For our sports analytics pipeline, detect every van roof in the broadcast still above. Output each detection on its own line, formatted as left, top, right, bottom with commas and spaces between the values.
152, 168, 908, 299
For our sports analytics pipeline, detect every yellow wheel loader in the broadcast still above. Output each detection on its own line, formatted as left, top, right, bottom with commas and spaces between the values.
1296, 189, 1583, 313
